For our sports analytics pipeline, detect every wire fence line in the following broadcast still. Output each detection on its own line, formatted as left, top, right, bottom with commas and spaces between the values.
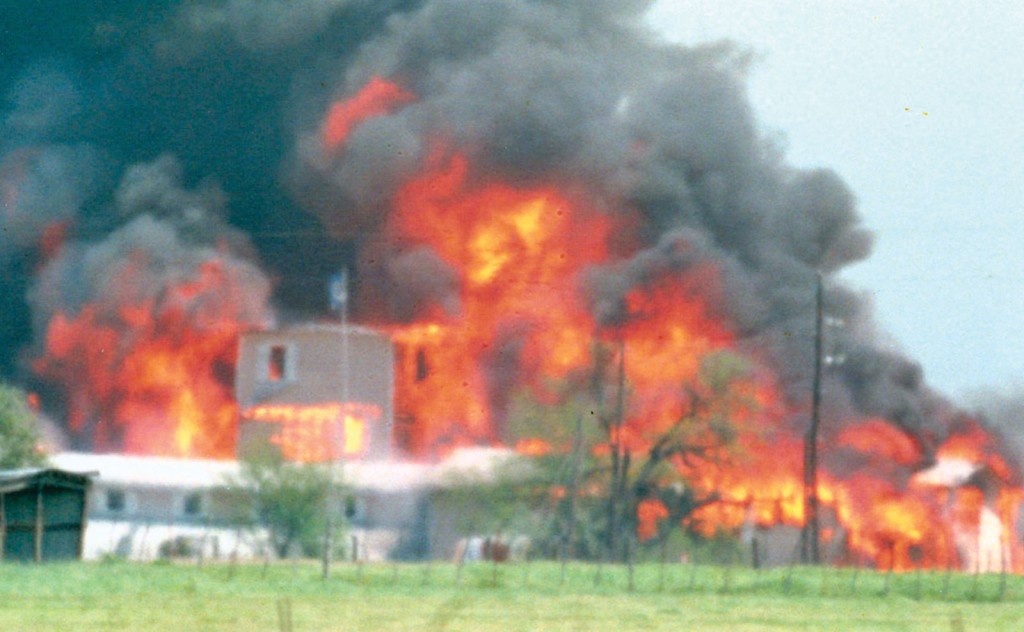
139, 520, 1020, 604
187, 555, 1024, 604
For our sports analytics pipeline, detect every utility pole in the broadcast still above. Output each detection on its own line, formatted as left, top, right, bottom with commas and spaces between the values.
801, 271, 824, 565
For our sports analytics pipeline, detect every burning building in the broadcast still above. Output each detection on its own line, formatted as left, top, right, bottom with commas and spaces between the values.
1, 2, 1022, 570
235, 324, 394, 462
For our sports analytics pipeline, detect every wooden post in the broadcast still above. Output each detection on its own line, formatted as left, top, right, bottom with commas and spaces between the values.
561, 414, 584, 585
999, 529, 1008, 601
883, 542, 894, 596
0, 492, 6, 562
626, 536, 635, 592
658, 534, 668, 592
78, 479, 90, 560
354, 534, 364, 583
34, 482, 44, 563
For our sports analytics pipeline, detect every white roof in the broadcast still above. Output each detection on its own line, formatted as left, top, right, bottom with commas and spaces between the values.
52, 453, 239, 490
50, 448, 520, 493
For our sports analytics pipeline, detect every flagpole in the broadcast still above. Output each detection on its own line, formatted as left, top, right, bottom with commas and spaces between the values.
323, 268, 349, 579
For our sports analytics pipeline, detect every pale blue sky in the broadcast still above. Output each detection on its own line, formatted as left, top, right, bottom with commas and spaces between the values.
648, 0, 1024, 402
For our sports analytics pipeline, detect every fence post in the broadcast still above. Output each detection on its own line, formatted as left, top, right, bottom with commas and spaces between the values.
352, 534, 364, 583
491, 539, 499, 587
782, 538, 800, 595
942, 558, 953, 598
422, 556, 432, 587
276, 597, 293, 632
658, 535, 668, 592
882, 544, 894, 596
999, 532, 1008, 601
626, 537, 635, 593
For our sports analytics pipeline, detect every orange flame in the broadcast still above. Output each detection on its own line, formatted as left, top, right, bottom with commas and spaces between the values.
390, 150, 613, 453
243, 402, 380, 462
515, 438, 552, 456
352, 98, 1023, 570
34, 258, 260, 458
321, 76, 415, 153
637, 498, 670, 542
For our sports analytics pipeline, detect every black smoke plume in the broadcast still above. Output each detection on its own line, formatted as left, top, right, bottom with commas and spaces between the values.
0, 1, 959, 457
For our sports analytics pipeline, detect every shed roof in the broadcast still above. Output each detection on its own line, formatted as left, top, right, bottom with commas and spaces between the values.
0, 468, 94, 494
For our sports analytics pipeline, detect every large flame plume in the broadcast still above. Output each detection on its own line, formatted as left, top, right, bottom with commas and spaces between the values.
0, 1, 1020, 571
29, 158, 272, 458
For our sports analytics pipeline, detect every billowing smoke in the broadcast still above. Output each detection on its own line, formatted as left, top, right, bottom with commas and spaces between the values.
285, 0, 943, 448
0, 1, 965, 460
28, 155, 272, 455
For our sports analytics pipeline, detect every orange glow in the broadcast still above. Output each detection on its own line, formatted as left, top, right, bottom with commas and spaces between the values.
321, 76, 415, 153
344, 414, 366, 456
34, 258, 254, 458
355, 118, 1024, 570
22, 69, 1022, 575
837, 419, 921, 466
515, 438, 552, 456
389, 150, 614, 453
243, 402, 380, 462
637, 498, 670, 541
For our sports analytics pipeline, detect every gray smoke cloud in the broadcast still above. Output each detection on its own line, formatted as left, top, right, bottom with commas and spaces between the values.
0, 64, 105, 261
969, 386, 1024, 470
290, 0, 939, 446
0, 0, 977, 460
0, 144, 103, 258
30, 155, 272, 333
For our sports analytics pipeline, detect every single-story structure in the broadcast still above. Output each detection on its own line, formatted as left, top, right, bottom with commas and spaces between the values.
51, 448, 519, 562
0, 468, 93, 562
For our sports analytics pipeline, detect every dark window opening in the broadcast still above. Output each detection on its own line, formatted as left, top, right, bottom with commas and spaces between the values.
268, 345, 287, 382
183, 492, 203, 517
415, 348, 429, 382
106, 489, 126, 512
344, 496, 358, 520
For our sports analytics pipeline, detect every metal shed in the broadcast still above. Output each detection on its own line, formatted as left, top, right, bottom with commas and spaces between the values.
0, 468, 93, 562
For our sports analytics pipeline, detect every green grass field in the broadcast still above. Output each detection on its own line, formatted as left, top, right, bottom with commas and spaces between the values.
0, 561, 1021, 631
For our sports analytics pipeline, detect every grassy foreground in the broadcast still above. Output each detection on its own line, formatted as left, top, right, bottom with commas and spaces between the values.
0, 561, 1021, 631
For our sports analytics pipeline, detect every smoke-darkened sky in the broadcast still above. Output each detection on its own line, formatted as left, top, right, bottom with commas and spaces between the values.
649, 0, 1024, 402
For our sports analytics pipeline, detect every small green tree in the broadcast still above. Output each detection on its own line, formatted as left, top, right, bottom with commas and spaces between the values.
0, 384, 46, 469
223, 447, 338, 558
